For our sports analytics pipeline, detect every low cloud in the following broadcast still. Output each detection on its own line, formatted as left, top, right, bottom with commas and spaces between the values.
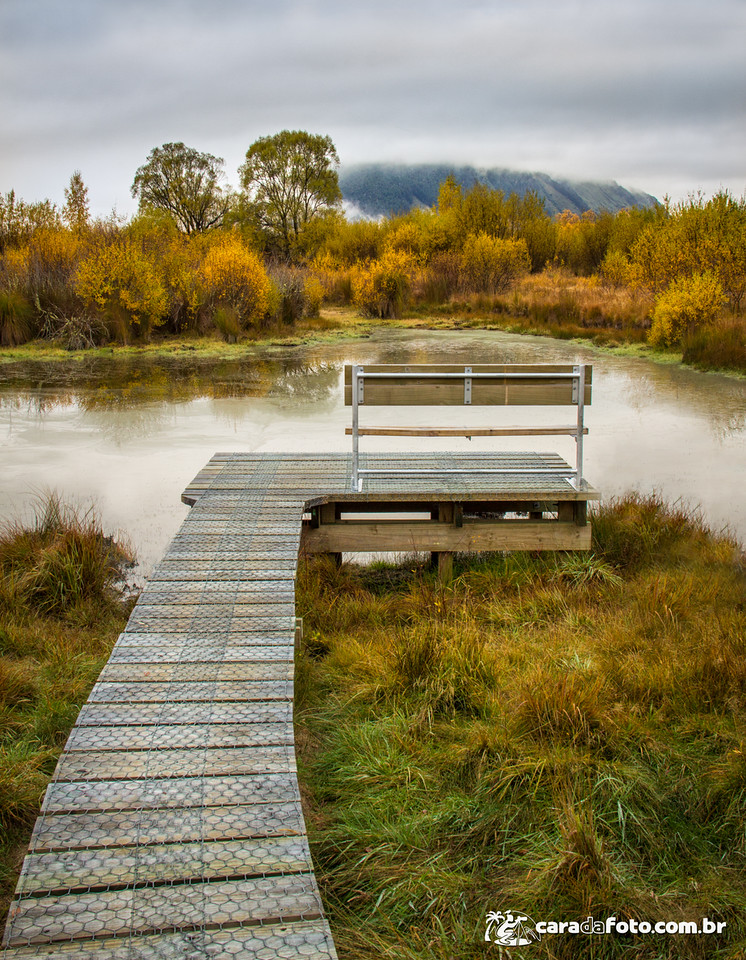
2, 0, 744, 213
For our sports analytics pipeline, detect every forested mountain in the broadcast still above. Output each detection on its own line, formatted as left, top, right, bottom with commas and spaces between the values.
339, 163, 658, 218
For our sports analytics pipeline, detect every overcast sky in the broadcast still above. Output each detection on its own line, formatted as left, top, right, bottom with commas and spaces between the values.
2, 0, 744, 217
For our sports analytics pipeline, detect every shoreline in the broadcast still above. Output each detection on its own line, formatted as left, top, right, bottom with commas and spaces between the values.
1, 309, 744, 382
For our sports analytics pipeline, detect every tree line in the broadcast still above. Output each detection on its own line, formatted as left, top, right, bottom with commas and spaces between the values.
1, 130, 744, 355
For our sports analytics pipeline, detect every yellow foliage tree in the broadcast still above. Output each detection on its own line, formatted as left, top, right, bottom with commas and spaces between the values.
649, 272, 726, 347
27, 228, 83, 298
459, 233, 530, 294
0, 246, 29, 292
352, 249, 415, 319
75, 239, 168, 332
200, 235, 270, 327
160, 233, 208, 329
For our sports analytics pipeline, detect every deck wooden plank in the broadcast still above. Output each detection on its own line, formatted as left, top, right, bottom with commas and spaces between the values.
5, 874, 324, 945
65, 722, 295, 751
42, 773, 300, 813
97, 662, 294, 682
75, 700, 293, 726
18, 836, 314, 893
86, 680, 293, 703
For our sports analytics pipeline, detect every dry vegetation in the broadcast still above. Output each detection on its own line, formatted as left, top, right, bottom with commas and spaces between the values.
295, 494, 746, 958
0, 493, 744, 957
0, 496, 133, 922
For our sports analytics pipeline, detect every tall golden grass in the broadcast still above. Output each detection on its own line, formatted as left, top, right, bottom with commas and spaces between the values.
295, 494, 746, 958
0, 495, 133, 921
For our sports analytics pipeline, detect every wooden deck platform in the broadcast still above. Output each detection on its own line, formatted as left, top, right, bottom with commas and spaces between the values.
2, 452, 598, 959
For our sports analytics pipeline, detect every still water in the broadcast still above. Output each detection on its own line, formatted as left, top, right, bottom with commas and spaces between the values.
1, 329, 744, 579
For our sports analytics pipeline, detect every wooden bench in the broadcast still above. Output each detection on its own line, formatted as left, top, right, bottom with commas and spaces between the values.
344, 363, 592, 492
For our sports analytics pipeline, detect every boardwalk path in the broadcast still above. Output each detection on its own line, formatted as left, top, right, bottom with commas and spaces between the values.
3, 452, 590, 959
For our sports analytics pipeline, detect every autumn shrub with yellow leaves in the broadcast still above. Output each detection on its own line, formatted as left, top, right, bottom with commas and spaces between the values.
199, 234, 270, 329
649, 271, 727, 347
74, 238, 168, 337
26, 229, 84, 300
351, 248, 416, 319
459, 232, 530, 294
309, 252, 354, 305
159, 234, 208, 331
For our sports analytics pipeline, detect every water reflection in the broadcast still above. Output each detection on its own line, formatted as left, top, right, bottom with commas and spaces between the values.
1, 328, 744, 578
2, 339, 744, 439
0, 355, 342, 412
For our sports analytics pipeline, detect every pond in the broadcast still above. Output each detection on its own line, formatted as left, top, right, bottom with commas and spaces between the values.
1, 329, 744, 580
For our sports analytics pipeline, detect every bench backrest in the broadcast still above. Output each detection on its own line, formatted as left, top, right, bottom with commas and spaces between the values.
343, 362, 591, 491
344, 363, 592, 407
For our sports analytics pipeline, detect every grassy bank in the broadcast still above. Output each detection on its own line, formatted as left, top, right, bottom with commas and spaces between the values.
0, 496, 133, 923
295, 494, 746, 958
0, 493, 744, 955
3, 296, 743, 380
408, 271, 746, 377
0, 308, 372, 364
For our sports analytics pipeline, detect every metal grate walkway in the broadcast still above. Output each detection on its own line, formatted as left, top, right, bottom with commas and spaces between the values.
3, 452, 595, 959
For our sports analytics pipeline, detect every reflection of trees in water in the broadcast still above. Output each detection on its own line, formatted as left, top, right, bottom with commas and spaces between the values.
321, 332, 746, 440
0, 355, 341, 414
0, 335, 744, 437
80, 404, 177, 443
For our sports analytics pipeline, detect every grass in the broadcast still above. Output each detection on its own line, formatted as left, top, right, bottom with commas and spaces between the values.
408, 269, 746, 376
3, 287, 744, 381
0, 491, 744, 955
409, 269, 651, 346
0, 495, 134, 923
0, 308, 372, 364
682, 318, 746, 376
294, 493, 746, 958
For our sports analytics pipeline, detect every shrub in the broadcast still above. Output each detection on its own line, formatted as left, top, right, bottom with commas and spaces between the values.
304, 276, 325, 317
681, 316, 746, 373
0, 290, 34, 346
0, 494, 134, 617
459, 233, 530, 294
310, 253, 354, 305
75, 238, 168, 336
159, 234, 207, 331
416, 250, 460, 305
351, 249, 415, 319
0, 247, 29, 293
212, 305, 242, 343
200, 235, 270, 328
267, 264, 312, 324
21, 228, 86, 317
27, 229, 82, 292
599, 250, 633, 288
649, 272, 727, 347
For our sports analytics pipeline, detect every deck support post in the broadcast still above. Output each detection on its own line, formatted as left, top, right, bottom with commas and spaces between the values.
432, 502, 455, 582
437, 551, 453, 581
351, 364, 362, 492
574, 363, 586, 489
317, 504, 342, 566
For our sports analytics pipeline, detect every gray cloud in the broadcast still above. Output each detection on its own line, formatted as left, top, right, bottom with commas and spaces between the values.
2, 0, 744, 213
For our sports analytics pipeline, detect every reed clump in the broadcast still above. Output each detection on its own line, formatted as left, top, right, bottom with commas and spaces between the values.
0, 495, 133, 921
295, 493, 746, 958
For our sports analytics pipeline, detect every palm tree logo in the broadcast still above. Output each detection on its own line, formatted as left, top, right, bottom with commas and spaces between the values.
485, 910, 541, 946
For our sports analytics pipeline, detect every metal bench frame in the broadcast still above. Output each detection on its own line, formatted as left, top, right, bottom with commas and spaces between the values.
347, 363, 590, 492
